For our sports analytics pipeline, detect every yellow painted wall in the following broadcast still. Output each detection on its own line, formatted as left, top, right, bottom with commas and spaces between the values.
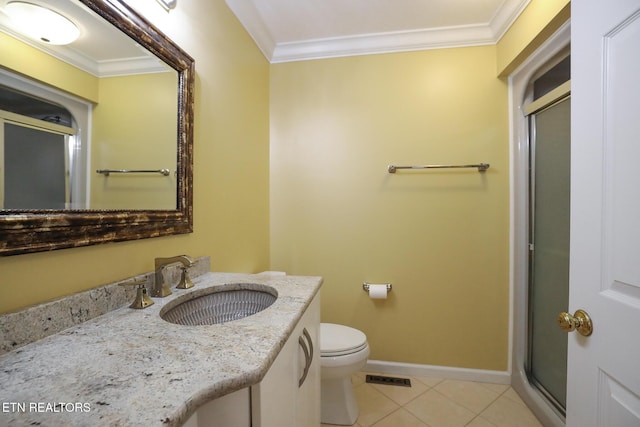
90, 72, 178, 209
270, 46, 510, 370
0, 1, 270, 313
496, 0, 570, 76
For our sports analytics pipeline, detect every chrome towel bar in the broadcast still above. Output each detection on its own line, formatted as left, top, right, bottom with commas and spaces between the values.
96, 169, 170, 176
388, 163, 490, 173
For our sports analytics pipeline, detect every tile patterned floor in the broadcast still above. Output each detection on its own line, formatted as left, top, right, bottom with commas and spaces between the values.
322, 372, 544, 427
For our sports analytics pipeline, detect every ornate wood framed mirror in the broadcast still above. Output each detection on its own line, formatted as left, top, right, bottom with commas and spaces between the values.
0, 0, 194, 255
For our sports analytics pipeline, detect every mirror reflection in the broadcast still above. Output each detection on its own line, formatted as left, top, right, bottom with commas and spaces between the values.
0, 0, 179, 210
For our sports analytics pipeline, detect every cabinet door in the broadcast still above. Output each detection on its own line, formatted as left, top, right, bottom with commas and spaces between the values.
252, 294, 320, 427
252, 324, 298, 426
296, 295, 320, 427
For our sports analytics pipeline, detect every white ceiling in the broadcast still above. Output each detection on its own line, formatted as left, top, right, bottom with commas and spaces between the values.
225, 0, 532, 63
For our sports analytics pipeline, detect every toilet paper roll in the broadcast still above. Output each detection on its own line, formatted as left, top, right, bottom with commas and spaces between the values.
368, 284, 388, 299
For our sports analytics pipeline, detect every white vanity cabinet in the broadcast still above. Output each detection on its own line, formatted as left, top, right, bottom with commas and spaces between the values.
182, 388, 251, 427
183, 293, 320, 427
252, 293, 321, 427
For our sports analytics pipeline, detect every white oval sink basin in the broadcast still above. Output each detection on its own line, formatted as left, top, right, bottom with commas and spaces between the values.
160, 284, 277, 326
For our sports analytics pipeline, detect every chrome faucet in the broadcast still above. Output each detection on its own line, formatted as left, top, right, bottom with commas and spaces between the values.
153, 255, 194, 297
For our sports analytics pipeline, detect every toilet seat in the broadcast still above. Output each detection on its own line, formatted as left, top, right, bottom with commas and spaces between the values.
320, 323, 368, 357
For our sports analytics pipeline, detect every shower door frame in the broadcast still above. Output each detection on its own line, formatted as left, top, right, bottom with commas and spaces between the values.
526, 93, 570, 416
508, 22, 570, 427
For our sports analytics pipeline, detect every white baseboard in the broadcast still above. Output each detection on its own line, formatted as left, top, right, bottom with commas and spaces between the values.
365, 360, 511, 385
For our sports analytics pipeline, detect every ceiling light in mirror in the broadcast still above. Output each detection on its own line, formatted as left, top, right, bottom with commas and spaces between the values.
4, 1, 80, 45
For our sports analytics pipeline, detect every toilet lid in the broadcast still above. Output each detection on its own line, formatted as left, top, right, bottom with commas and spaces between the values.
320, 323, 368, 356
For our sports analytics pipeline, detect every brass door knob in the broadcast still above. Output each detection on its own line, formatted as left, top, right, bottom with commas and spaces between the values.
557, 309, 593, 336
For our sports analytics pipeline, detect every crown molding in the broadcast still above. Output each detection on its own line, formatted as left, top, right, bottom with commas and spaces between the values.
225, 0, 276, 60
490, 0, 532, 42
271, 24, 495, 63
96, 57, 171, 78
227, 0, 532, 63
0, 27, 165, 77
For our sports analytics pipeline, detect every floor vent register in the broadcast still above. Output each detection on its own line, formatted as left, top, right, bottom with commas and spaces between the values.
365, 374, 411, 387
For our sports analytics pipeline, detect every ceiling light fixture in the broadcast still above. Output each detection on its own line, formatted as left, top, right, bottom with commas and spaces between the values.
4, 1, 80, 45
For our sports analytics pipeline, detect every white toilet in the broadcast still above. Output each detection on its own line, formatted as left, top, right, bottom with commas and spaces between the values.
320, 323, 370, 425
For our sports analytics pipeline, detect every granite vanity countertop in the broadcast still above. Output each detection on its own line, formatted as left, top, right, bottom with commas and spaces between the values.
0, 272, 322, 426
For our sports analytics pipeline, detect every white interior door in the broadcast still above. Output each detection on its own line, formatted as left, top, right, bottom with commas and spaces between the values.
568, 1, 640, 426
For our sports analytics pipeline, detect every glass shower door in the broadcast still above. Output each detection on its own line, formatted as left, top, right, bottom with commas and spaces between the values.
3, 122, 68, 209
527, 95, 570, 413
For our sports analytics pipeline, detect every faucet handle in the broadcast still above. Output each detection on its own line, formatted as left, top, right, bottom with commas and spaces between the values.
119, 279, 154, 309
176, 266, 194, 289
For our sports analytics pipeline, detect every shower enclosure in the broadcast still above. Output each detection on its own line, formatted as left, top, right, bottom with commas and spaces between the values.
527, 73, 570, 415
510, 23, 570, 427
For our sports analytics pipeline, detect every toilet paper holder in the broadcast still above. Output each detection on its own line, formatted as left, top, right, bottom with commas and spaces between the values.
362, 282, 392, 292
